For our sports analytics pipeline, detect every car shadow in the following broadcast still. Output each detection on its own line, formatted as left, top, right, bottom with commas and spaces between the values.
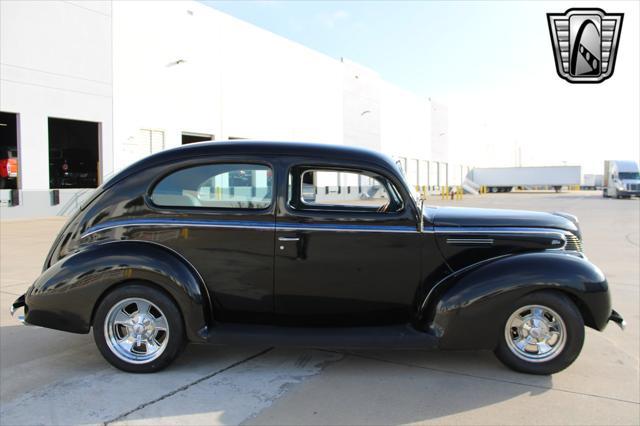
0, 324, 555, 425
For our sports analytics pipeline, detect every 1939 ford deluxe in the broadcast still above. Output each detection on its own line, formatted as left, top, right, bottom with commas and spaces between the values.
10, 142, 625, 374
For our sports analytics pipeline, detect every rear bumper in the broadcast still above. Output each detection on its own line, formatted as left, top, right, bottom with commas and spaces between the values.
609, 309, 626, 330
9, 294, 28, 325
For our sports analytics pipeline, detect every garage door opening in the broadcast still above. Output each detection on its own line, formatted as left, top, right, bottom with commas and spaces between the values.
48, 117, 100, 189
182, 132, 213, 145
0, 112, 19, 189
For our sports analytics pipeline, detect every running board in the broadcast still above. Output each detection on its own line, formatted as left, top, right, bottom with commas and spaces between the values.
206, 323, 438, 350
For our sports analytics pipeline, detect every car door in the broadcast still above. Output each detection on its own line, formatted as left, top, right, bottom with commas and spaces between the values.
274, 162, 422, 325
146, 159, 276, 322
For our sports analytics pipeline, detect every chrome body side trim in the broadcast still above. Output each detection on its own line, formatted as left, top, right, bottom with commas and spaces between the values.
81, 219, 276, 239
434, 226, 569, 236
83, 219, 578, 240
82, 218, 423, 238
446, 238, 495, 245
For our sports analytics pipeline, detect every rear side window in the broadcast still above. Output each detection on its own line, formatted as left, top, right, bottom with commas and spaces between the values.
151, 163, 272, 209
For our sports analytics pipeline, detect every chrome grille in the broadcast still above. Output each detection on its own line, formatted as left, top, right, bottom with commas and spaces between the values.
565, 234, 583, 252
627, 183, 639, 191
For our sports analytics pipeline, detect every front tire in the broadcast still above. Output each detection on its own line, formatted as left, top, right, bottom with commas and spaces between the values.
93, 283, 185, 373
494, 291, 584, 375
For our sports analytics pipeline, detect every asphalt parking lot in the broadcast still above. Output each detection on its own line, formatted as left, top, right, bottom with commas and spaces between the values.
1, 192, 638, 425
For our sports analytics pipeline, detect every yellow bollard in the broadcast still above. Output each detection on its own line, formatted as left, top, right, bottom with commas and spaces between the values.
215, 186, 222, 200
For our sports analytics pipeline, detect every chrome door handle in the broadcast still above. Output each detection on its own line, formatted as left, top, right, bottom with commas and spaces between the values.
278, 237, 300, 242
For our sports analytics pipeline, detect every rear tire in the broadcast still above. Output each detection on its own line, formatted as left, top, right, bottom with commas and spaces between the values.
93, 283, 185, 373
494, 291, 584, 375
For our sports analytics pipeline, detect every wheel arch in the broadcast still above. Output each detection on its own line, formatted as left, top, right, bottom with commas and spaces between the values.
420, 252, 611, 350
24, 240, 211, 342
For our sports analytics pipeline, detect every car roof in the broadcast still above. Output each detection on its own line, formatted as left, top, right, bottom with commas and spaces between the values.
106, 141, 400, 189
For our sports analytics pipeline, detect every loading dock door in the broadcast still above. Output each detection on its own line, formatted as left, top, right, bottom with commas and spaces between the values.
0, 112, 19, 189
48, 118, 100, 189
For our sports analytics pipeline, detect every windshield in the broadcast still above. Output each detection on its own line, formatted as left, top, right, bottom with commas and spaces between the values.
619, 172, 640, 180
395, 160, 421, 208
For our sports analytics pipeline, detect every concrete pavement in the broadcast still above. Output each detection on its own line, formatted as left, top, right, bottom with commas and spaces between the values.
1, 192, 638, 425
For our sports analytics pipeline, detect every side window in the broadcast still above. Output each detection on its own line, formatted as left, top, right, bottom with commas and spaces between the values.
151, 163, 272, 209
289, 168, 403, 212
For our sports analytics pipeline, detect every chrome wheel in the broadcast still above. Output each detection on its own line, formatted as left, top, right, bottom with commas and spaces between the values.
104, 297, 170, 364
505, 304, 566, 363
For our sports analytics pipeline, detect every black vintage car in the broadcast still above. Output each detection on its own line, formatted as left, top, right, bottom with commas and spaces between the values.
11, 142, 625, 374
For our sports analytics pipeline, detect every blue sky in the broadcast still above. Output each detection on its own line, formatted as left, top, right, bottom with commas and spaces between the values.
203, 1, 541, 97
203, 1, 639, 172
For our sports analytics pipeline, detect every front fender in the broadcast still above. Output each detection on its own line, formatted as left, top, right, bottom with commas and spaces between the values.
25, 240, 210, 342
425, 252, 611, 350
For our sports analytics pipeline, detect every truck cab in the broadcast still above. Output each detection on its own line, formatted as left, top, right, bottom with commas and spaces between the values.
603, 160, 640, 199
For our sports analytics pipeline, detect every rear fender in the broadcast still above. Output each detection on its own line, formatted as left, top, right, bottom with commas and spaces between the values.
422, 252, 611, 350
25, 240, 210, 342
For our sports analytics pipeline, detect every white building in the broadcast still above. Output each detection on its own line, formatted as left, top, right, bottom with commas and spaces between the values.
0, 0, 453, 219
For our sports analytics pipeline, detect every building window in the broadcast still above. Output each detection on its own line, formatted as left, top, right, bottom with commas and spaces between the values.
137, 129, 165, 154
182, 132, 214, 145
151, 163, 272, 209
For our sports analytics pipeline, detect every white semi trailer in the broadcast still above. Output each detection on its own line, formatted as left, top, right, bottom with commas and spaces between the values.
469, 166, 581, 193
603, 160, 640, 198
582, 174, 603, 190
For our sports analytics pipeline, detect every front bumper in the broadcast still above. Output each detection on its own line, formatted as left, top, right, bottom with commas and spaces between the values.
617, 190, 640, 197
9, 294, 27, 325
609, 309, 626, 330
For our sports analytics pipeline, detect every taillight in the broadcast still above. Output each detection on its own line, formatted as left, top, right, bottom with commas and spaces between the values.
62, 163, 69, 172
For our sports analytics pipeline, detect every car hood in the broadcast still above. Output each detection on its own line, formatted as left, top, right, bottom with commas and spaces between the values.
426, 206, 579, 233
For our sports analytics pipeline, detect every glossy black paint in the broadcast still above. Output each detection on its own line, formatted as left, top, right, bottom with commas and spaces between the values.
423, 251, 611, 350
26, 241, 209, 341
428, 206, 579, 232
18, 141, 618, 351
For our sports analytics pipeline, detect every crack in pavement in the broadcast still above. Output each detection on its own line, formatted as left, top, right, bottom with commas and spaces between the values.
324, 350, 640, 406
103, 347, 274, 425
625, 232, 639, 247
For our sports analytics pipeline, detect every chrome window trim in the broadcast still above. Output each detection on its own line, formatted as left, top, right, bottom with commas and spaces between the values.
148, 162, 274, 211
